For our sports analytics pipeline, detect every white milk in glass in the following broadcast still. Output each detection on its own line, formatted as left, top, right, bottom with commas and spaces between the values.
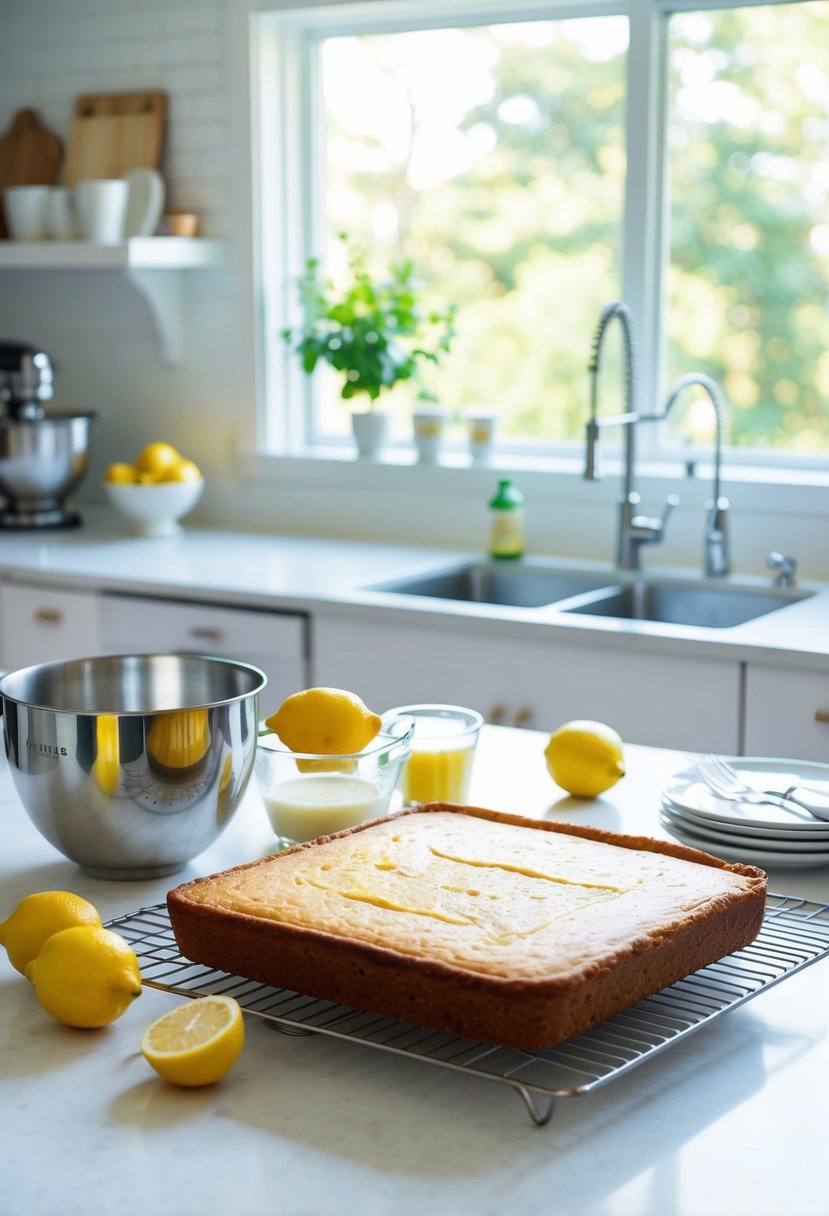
264, 774, 386, 843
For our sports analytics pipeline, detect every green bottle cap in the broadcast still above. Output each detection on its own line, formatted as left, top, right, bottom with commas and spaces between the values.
489, 478, 524, 510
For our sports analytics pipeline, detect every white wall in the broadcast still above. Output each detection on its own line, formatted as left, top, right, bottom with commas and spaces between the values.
0, 0, 827, 582
0, 0, 255, 492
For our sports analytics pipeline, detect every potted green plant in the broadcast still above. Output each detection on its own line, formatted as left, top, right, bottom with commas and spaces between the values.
283, 235, 456, 459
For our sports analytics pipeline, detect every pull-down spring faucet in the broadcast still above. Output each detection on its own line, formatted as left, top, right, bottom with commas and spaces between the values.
584, 301, 678, 570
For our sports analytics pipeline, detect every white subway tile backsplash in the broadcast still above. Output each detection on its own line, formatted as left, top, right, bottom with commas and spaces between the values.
163, 7, 223, 37
166, 64, 226, 95
176, 92, 227, 122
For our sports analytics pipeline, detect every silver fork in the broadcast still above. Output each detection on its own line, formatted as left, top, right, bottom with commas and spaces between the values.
686, 754, 829, 822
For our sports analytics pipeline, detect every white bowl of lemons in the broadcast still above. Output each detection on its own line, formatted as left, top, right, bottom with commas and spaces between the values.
103, 442, 204, 537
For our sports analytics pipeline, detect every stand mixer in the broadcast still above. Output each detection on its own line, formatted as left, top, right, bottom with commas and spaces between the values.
0, 341, 100, 529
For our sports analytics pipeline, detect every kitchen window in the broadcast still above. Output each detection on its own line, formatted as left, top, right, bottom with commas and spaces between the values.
253, 0, 829, 471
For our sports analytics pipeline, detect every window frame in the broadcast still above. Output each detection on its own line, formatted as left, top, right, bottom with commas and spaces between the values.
251, 0, 825, 473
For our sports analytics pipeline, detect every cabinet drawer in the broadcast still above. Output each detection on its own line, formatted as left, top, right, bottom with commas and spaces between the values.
100, 593, 309, 705
313, 615, 741, 752
0, 582, 101, 668
743, 664, 829, 762
101, 594, 306, 658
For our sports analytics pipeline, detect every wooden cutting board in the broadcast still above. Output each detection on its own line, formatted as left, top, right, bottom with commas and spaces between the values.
0, 108, 63, 237
63, 90, 167, 187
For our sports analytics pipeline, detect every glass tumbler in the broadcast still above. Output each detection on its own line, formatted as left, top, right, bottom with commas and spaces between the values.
389, 704, 483, 805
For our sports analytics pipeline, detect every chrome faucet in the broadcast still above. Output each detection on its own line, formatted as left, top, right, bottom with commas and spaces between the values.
641, 372, 730, 577
585, 301, 678, 570
767, 551, 797, 587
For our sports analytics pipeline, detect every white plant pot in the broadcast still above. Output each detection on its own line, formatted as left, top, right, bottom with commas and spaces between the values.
351, 410, 389, 460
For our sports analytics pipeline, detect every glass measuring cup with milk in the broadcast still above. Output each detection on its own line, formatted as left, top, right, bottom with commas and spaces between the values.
255, 712, 414, 847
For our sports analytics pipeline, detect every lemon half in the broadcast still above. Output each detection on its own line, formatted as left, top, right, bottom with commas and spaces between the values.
141, 995, 245, 1086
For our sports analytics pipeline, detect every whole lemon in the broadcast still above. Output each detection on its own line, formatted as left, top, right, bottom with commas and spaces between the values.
25, 925, 142, 1028
544, 720, 625, 798
134, 441, 181, 480
92, 714, 120, 796
0, 891, 102, 975
141, 995, 245, 1087
147, 709, 211, 770
265, 687, 382, 755
158, 459, 202, 483
104, 462, 138, 484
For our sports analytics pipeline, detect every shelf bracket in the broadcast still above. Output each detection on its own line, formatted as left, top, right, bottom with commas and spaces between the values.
124, 267, 184, 365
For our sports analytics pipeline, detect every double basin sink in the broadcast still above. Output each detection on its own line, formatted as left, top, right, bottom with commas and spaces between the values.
367, 561, 812, 629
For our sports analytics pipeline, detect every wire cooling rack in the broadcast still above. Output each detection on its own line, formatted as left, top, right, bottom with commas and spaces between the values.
109, 893, 829, 1126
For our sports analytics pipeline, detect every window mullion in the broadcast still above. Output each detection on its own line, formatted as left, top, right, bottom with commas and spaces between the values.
623, 0, 668, 458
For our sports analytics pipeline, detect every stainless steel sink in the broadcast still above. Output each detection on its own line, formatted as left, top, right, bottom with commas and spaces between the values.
367, 561, 813, 628
560, 580, 812, 629
368, 562, 612, 608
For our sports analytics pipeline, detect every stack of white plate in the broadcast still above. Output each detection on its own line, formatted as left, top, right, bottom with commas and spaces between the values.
661, 757, 829, 869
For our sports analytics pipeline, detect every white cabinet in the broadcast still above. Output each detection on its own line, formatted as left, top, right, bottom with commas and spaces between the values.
100, 593, 309, 705
0, 581, 102, 669
312, 614, 742, 752
743, 663, 829, 762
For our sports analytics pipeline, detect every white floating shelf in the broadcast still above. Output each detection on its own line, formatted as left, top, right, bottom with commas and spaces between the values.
0, 238, 224, 363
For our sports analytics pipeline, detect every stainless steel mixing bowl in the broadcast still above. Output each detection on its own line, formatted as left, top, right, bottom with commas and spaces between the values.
0, 410, 99, 528
0, 653, 267, 879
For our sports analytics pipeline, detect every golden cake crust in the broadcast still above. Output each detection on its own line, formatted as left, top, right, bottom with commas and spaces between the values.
167, 804, 767, 1050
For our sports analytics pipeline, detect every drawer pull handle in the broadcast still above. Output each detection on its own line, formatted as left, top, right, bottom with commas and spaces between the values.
34, 609, 63, 625
188, 627, 224, 643
488, 704, 507, 725
513, 707, 534, 729
815, 710, 829, 725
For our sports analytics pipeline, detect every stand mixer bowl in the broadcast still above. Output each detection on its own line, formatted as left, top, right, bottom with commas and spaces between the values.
0, 340, 99, 529
0, 410, 99, 529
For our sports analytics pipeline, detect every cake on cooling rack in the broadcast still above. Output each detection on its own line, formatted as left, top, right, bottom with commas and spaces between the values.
167, 804, 767, 1050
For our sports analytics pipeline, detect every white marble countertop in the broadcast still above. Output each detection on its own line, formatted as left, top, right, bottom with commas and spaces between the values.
0, 508, 828, 667
2, 724, 828, 1216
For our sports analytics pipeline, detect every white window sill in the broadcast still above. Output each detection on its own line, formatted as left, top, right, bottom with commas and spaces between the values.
236, 445, 829, 515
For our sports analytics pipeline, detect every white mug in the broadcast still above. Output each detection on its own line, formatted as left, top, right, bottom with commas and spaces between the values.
3, 185, 50, 240
467, 412, 497, 465
74, 179, 129, 244
412, 408, 448, 464
45, 187, 77, 240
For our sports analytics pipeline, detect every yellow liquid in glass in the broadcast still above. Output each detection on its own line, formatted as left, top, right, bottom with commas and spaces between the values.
402, 745, 475, 804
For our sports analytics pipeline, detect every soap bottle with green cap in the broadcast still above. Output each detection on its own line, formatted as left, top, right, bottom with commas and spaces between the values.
488, 477, 525, 560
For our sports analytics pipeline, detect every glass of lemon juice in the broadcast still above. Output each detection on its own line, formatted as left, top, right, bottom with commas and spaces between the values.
255, 713, 414, 848
391, 704, 483, 805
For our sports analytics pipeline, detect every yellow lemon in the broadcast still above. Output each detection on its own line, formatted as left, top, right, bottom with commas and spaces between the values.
0, 891, 102, 975
134, 441, 181, 480
104, 462, 138, 484
544, 720, 625, 798
25, 925, 142, 1028
158, 459, 202, 483
141, 995, 244, 1087
265, 687, 382, 756
93, 714, 120, 795
147, 709, 211, 771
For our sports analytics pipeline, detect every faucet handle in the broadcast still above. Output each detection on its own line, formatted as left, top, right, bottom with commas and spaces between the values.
629, 492, 679, 540
662, 493, 680, 527
635, 492, 679, 537
767, 551, 797, 587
